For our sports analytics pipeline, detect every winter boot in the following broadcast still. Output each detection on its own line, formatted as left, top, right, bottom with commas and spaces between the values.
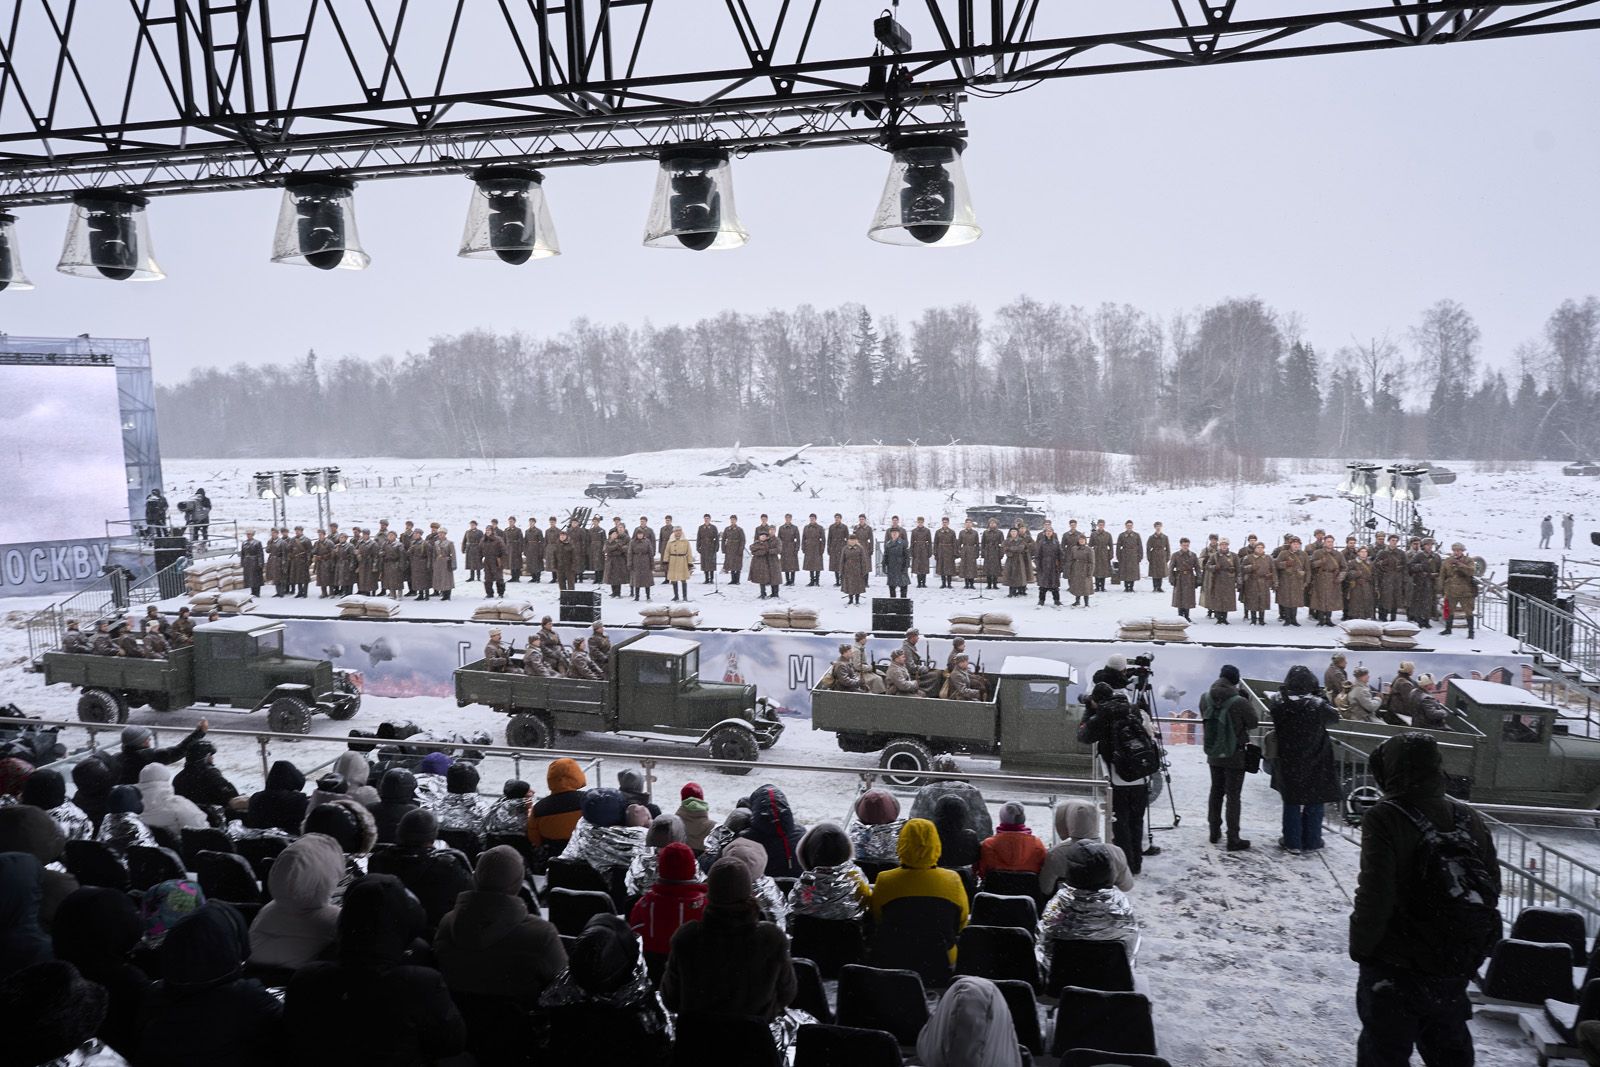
1052, 590, 1061, 606
645, 589, 651, 601
1443, 619, 1453, 635
1467, 618, 1475, 639
1209, 824, 1221, 844
1226, 837, 1252, 851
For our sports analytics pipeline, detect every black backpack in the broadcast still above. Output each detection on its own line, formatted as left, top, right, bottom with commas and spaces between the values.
1381, 797, 1501, 976
1109, 702, 1161, 782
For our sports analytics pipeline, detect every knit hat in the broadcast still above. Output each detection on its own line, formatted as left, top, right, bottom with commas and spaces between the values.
416, 751, 452, 777
720, 838, 769, 883
397, 807, 439, 848
107, 784, 144, 815
854, 788, 900, 825
707, 856, 755, 906
796, 821, 853, 870
1063, 840, 1114, 891
1220, 664, 1241, 685
617, 768, 647, 796
646, 813, 686, 848
315, 772, 347, 795
502, 779, 531, 800
624, 804, 652, 828
474, 845, 526, 895
185, 740, 217, 766
20, 767, 66, 810
0, 757, 33, 798
447, 763, 481, 796
568, 914, 640, 996
140, 879, 206, 947
120, 725, 153, 749
581, 788, 629, 828
0, 961, 109, 1066
1106, 654, 1128, 672
680, 782, 704, 801
998, 801, 1026, 827
658, 842, 697, 883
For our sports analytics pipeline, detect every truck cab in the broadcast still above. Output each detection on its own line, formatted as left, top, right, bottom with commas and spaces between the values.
615, 635, 757, 735
993, 656, 1091, 774
191, 617, 331, 709
1444, 678, 1600, 805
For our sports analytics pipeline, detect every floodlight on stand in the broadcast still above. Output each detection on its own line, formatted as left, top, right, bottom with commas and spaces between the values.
1339, 462, 1381, 496
643, 145, 748, 251
281, 471, 304, 496
271, 175, 369, 270
253, 472, 280, 500
868, 134, 980, 247
0, 213, 33, 291
303, 468, 328, 495
57, 191, 164, 281
324, 467, 347, 493
459, 168, 559, 264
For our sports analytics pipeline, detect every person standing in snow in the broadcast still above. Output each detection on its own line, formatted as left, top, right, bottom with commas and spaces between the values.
1563, 513, 1575, 550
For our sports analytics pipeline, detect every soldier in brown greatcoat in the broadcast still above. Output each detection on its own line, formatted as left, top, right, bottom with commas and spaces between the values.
852, 515, 875, 587
752, 514, 772, 543
826, 513, 849, 586
629, 529, 656, 600
603, 529, 629, 598
933, 517, 958, 588
1344, 546, 1376, 621
240, 530, 265, 597
1116, 521, 1143, 592
1274, 536, 1308, 627
543, 518, 561, 581
407, 533, 432, 601
1210, 539, 1238, 624
288, 526, 313, 598
356, 532, 378, 595
524, 520, 545, 584
958, 519, 981, 589
313, 529, 335, 598
550, 530, 580, 591
1145, 522, 1171, 594
778, 514, 801, 586
1034, 522, 1063, 607
1308, 534, 1344, 626
1199, 533, 1221, 617
1439, 542, 1478, 638
748, 530, 781, 599
1002, 527, 1029, 597
840, 535, 868, 604
635, 516, 657, 552
1239, 542, 1276, 626
901, 517, 929, 589
980, 518, 1005, 590
480, 528, 506, 599
461, 521, 484, 582
720, 517, 746, 585
380, 532, 406, 599
334, 534, 358, 597
1169, 537, 1199, 618
696, 514, 720, 584
1089, 520, 1113, 592
431, 528, 456, 601
1068, 533, 1096, 606
657, 516, 676, 563
587, 518, 606, 585
1374, 533, 1406, 622
801, 514, 826, 586
503, 518, 524, 583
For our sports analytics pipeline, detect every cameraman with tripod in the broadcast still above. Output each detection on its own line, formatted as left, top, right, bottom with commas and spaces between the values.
1077, 654, 1165, 875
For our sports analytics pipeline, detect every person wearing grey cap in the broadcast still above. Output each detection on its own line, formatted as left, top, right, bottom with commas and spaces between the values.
109, 719, 209, 786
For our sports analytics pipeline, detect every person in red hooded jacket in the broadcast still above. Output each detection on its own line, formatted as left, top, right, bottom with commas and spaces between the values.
628, 842, 706, 983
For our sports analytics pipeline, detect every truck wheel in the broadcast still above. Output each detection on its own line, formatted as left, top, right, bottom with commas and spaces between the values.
146, 692, 170, 713
506, 713, 553, 749
77, 688, 121, 724
323, 697, 360, 721
709, 726, 758, 776
268, 696, 314, 736
880, 737, 936, 787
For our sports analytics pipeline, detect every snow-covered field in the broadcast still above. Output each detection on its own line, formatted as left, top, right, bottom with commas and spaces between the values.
3, 446, 1588, 1065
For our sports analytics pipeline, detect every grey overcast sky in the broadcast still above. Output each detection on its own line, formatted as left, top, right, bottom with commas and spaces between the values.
0, 16, 1596, 383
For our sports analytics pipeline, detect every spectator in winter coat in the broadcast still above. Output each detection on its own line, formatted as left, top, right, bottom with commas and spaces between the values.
481, 778, 533, 838
172, 740, 240, 814
626, 813, 687, 898
931, 794, 982, 871
869, 819, 970, 967
528, 757, 587, 854
675, 782, 716, 853
107, 722, 208, 786
139, 879, 206, 951
137, 764, 208, 836
698, 805, 752, 873
0, 852, 52, 980
916, 976, 1025, 1067
71, 755, 116, 831
302, 796, 378, 859
0, 959, 117, 1067
435, 845, 564, 1006
1350, 732, 1498, 1067
332, 751, 380, 808
96, 784, 156, 860
977, 801, 1047, 878
1037, 841, 1140, 965
0, 805, 78, 930
140, 902, 285, 1067
629, 842, 706, 979
306, 772, 348, 812
249, 833, 346, 969
719, 837, 789, 927
562, 788, 649, 882
537, 913, 672, 1060
371, 768, 421, 845
286, 874, 467, 1066
436, 762, 489, 847
21, 767, 93, 842
412, 751, 452, 814
910, 779, 994, 839
786, 821, 869, 922
847, 788, 905, 868
244, 761, 308, 835
51, 888, 150, 1058
617, 768, 661, 818
738, 783, 806, 879
367, 809, 475, 929
663, 859, 797, 1022
0, 756, 32, 805
1269, 665, 1341, 854
1202, 664, 1259, 852
1039, 799, 1133, 896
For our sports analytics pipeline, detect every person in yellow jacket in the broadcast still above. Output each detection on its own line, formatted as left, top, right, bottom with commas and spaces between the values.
665, 527, 695, 603
868, 818, 970, 970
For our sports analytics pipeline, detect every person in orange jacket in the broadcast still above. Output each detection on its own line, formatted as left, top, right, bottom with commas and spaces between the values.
976, 801, 1047, 878
527, 757, 588, 854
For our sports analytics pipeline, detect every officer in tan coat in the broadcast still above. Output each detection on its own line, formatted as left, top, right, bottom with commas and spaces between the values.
1439, 542, 1479, 638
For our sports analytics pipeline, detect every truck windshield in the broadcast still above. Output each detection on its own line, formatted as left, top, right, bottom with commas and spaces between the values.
638, 658, 673, 686
254, 630, 284, 657
683, 648, 699, 684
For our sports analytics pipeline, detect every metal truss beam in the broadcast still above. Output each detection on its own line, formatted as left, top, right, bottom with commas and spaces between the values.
0, 0, 1595, 206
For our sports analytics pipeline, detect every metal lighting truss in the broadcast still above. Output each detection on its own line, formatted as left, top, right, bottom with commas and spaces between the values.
0, 0, 1595, 205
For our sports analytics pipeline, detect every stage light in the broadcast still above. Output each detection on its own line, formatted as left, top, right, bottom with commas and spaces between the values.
1385, 465, 1437, 502
282, 471, 304, 496
0, 213, 34, 292
324, 467, 347, 493
643, 145, 748, 251
303, 468, 328, 495
271, 175, 369, 270
1339, 462, 1382, 497
459, 168, 560, 264
253, 472, 281, 500
868, 135, 980, 247
57, 191, 164, 281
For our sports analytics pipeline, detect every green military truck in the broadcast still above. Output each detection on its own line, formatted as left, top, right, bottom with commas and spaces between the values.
43, 616, 361, 735
811, 655, 1093, 785
1243, 675, 1600, 818
454, 632, 785, 771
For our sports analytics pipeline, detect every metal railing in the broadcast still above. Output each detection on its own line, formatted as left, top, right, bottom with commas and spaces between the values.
1478, 809, 1600, 937
1480, 583, 1600, 729
23, 556, 191, 664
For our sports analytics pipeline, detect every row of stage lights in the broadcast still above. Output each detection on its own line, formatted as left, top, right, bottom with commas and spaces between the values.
0, 136, 979, 290
1340, 462, 1437, 502
254, 468, 348, 500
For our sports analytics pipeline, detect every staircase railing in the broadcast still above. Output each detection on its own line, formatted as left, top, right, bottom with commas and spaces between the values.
23, 556, 190, 664
1480, 584, 1600, 730
1475, 807, 1600, 938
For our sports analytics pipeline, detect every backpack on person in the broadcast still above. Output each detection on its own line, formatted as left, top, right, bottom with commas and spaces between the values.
1200, 691, 1239, 762
1109, 701, 1161, 782
1380, 797, 1501, 976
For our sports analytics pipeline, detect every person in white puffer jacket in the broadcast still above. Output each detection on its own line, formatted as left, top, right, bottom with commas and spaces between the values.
137, 763, 208, 835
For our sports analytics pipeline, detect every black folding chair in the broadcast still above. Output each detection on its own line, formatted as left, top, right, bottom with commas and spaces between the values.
1050, 987, 1157, 1058
971, 892, 1039, 933
127, 845, 187, 892
955, 926, 1041, 989
547, 887, 616, 937
1047, 937, 1136, 996
794, 1023, 903, 1067
180, 827, 233, 871
672, 1013, 779, 1067
836, 965, 929, 1046
62, 839, 130, 891
791, 958, 833, 1024
790, 914, 866, 979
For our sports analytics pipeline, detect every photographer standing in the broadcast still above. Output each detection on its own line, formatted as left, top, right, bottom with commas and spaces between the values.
1201, 665, 1258, 851
144, 488, 169, 539
1077, 656, 1161, 875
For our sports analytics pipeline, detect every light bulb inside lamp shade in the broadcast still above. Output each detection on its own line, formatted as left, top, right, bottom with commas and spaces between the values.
0, 213, 33, 291
272, 176, 369, 270
643, 145, 748, 251
459, 168, 560, 263
867, 134, 980, 247
57, 192, 165, 281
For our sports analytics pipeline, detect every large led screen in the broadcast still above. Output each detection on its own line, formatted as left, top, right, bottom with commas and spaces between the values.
0, 364, 127, 546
